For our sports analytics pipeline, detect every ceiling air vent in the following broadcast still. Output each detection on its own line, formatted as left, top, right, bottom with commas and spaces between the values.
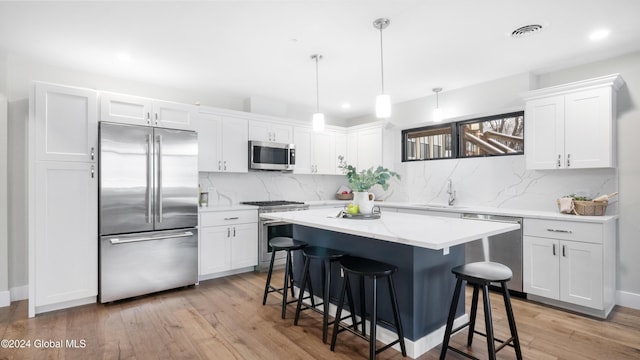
511, 24, 543, 38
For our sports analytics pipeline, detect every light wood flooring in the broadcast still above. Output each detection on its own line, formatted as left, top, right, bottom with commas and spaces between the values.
1, 270, 639, 359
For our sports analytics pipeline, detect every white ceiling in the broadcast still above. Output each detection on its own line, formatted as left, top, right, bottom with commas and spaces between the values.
1, 0, 640, 120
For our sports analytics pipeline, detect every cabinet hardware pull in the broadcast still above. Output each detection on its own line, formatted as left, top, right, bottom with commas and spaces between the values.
147, 112, 151, 125
567, 153, 571, 167
233, 227, 236, 237
227, 228, 231, 237
562, 245, 567, 257
218, 160, 222, 170
224, 161, 227, 171
91, 165, 95, 178
552, 243, 556, 256
557, 154, 561, 168
546, 228, 572, 234
224, 217, 239, 220
91, 147, 95, 160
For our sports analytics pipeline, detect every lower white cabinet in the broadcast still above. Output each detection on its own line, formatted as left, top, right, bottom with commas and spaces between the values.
523, 218, 615, 318
33, 161, 98, 313
199, 209, 258, 279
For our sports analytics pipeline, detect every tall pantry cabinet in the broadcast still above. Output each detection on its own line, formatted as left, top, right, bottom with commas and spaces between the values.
28, 82, 98, 317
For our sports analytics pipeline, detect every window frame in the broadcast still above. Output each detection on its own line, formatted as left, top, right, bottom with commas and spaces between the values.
401, 110, 525, 162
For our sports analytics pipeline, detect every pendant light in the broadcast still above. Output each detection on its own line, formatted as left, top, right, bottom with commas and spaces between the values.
373, 18, 391, 118
311, 54, 325, 131
433, 87, 443, 122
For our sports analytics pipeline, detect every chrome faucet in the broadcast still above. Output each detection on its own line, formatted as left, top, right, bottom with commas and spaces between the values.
447, 179, 456, 206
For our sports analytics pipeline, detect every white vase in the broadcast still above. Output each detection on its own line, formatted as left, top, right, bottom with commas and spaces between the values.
353, 191, 376, 214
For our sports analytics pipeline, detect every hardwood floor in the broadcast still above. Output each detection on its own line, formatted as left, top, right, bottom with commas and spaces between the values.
1, 270, 639, 359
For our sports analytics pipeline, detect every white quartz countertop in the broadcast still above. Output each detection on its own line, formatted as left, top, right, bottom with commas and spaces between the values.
304, 200, 617, 224
260, 208, 519, 251
198, 204, 258, 212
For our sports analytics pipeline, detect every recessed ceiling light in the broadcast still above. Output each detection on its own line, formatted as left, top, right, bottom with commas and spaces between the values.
589, 29, 610, 41
116, 52, 131, 62
341, 103, 351, 109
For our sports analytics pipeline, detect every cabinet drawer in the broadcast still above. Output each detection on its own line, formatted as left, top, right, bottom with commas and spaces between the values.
200, 210, 257, 227
523, 219, 602, 244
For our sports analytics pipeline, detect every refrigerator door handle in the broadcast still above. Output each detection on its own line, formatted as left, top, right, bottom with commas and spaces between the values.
109, 231, 194, 245
156, 134, 163, 223
147, 134, 153, 224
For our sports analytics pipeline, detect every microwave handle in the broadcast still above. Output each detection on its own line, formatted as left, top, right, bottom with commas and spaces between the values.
289, 148, 295, 166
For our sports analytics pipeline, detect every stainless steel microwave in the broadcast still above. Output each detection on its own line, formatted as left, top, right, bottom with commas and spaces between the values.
249, 140, 295, 171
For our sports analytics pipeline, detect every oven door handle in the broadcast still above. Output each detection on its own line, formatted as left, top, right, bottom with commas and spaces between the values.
262, 220, 289, 226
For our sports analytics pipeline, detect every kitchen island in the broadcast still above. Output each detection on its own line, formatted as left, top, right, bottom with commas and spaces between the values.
260, 208, 519, 358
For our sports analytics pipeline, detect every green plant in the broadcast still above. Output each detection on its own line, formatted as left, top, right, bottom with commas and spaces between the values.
338, 155, 401, 192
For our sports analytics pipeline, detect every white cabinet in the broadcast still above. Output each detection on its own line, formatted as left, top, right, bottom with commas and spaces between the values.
199, 209, 258, 279
523, 74, 623, 170
34, 82, 97, 162
346, 125, 383, 171
100, 92, 196, 130
29, 82, 99, 317
249, 119, 292, 143
193, 110, 248, 173
293, 127, 344, 174
523, 218, 615, 318
34, 161, 98, 308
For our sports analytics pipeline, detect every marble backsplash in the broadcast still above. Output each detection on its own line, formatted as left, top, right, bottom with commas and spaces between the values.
199, 155, 618, 214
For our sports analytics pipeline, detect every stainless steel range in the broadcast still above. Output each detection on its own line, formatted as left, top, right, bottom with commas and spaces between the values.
241, 200, 309, 272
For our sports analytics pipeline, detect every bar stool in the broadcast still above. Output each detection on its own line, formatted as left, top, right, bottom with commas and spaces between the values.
440, 261, 523, 360
330, 255, 407, 360
262, 237, 308, 319
294, 246, 357, 343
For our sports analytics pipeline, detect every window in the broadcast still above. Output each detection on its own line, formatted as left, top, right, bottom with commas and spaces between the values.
401, 111, 524, 162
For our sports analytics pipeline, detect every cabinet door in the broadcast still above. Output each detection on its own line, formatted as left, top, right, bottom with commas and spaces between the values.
293, 127, 313, 174
199, 226, 231, 275
248, 120, 271, 141
564, 88, 613, 168
271, 123, 293, 143
35, 83, 97, 162
230, 223, 258, 269
335, 132, 347, 174
153, 100, 196, 130
192, 112, 223, 172
100, 92, 152, 126
357, 127, 383, 170
221, 116, 249, 173
560, 241, 603, 309
524, 96, 565, 169
34, 161, 97, 307
314, 131, 336, 174
523, 236, 559, 299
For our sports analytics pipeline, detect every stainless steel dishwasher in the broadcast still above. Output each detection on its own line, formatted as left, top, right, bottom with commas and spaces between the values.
463, 213, 524, 296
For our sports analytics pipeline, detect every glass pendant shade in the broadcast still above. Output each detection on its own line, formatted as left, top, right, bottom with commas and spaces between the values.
312, 112, 325, 131
376, 94, 391, 118
433, 107, 443, 122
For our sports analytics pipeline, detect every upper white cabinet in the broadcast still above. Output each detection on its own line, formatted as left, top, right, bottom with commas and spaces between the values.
34, 82, 98, 163
523, 74, 624, 170
523, 218, 616, 318
347, 125, 383, 171
193, 109, 248, 173
100, 92, 196, 130
293, 126, 344, 175
249, 119, 292, 143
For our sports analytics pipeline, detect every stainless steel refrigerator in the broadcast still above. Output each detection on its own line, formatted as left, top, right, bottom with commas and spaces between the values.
99, 122, 199, 303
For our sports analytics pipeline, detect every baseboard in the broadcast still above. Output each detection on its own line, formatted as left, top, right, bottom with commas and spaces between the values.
616, 290, 640, 310
11, 285, 28, 302
0, 290, 9, 307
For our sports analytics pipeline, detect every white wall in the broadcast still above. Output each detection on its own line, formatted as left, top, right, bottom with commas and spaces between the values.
0, 93, 9, 307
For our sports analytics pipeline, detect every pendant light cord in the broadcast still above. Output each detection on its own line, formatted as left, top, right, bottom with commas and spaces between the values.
315, 55, 320, 113
379, 26, 385, 94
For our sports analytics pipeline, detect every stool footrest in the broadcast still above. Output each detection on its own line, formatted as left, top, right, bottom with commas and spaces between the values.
446, 345, 481, 360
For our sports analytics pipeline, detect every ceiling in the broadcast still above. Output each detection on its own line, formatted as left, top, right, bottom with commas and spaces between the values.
1, 0, 640, 121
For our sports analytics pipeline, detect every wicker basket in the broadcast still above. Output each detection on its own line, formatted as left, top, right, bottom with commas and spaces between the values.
573, 200, 608, 216
337, 193, 354, 200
